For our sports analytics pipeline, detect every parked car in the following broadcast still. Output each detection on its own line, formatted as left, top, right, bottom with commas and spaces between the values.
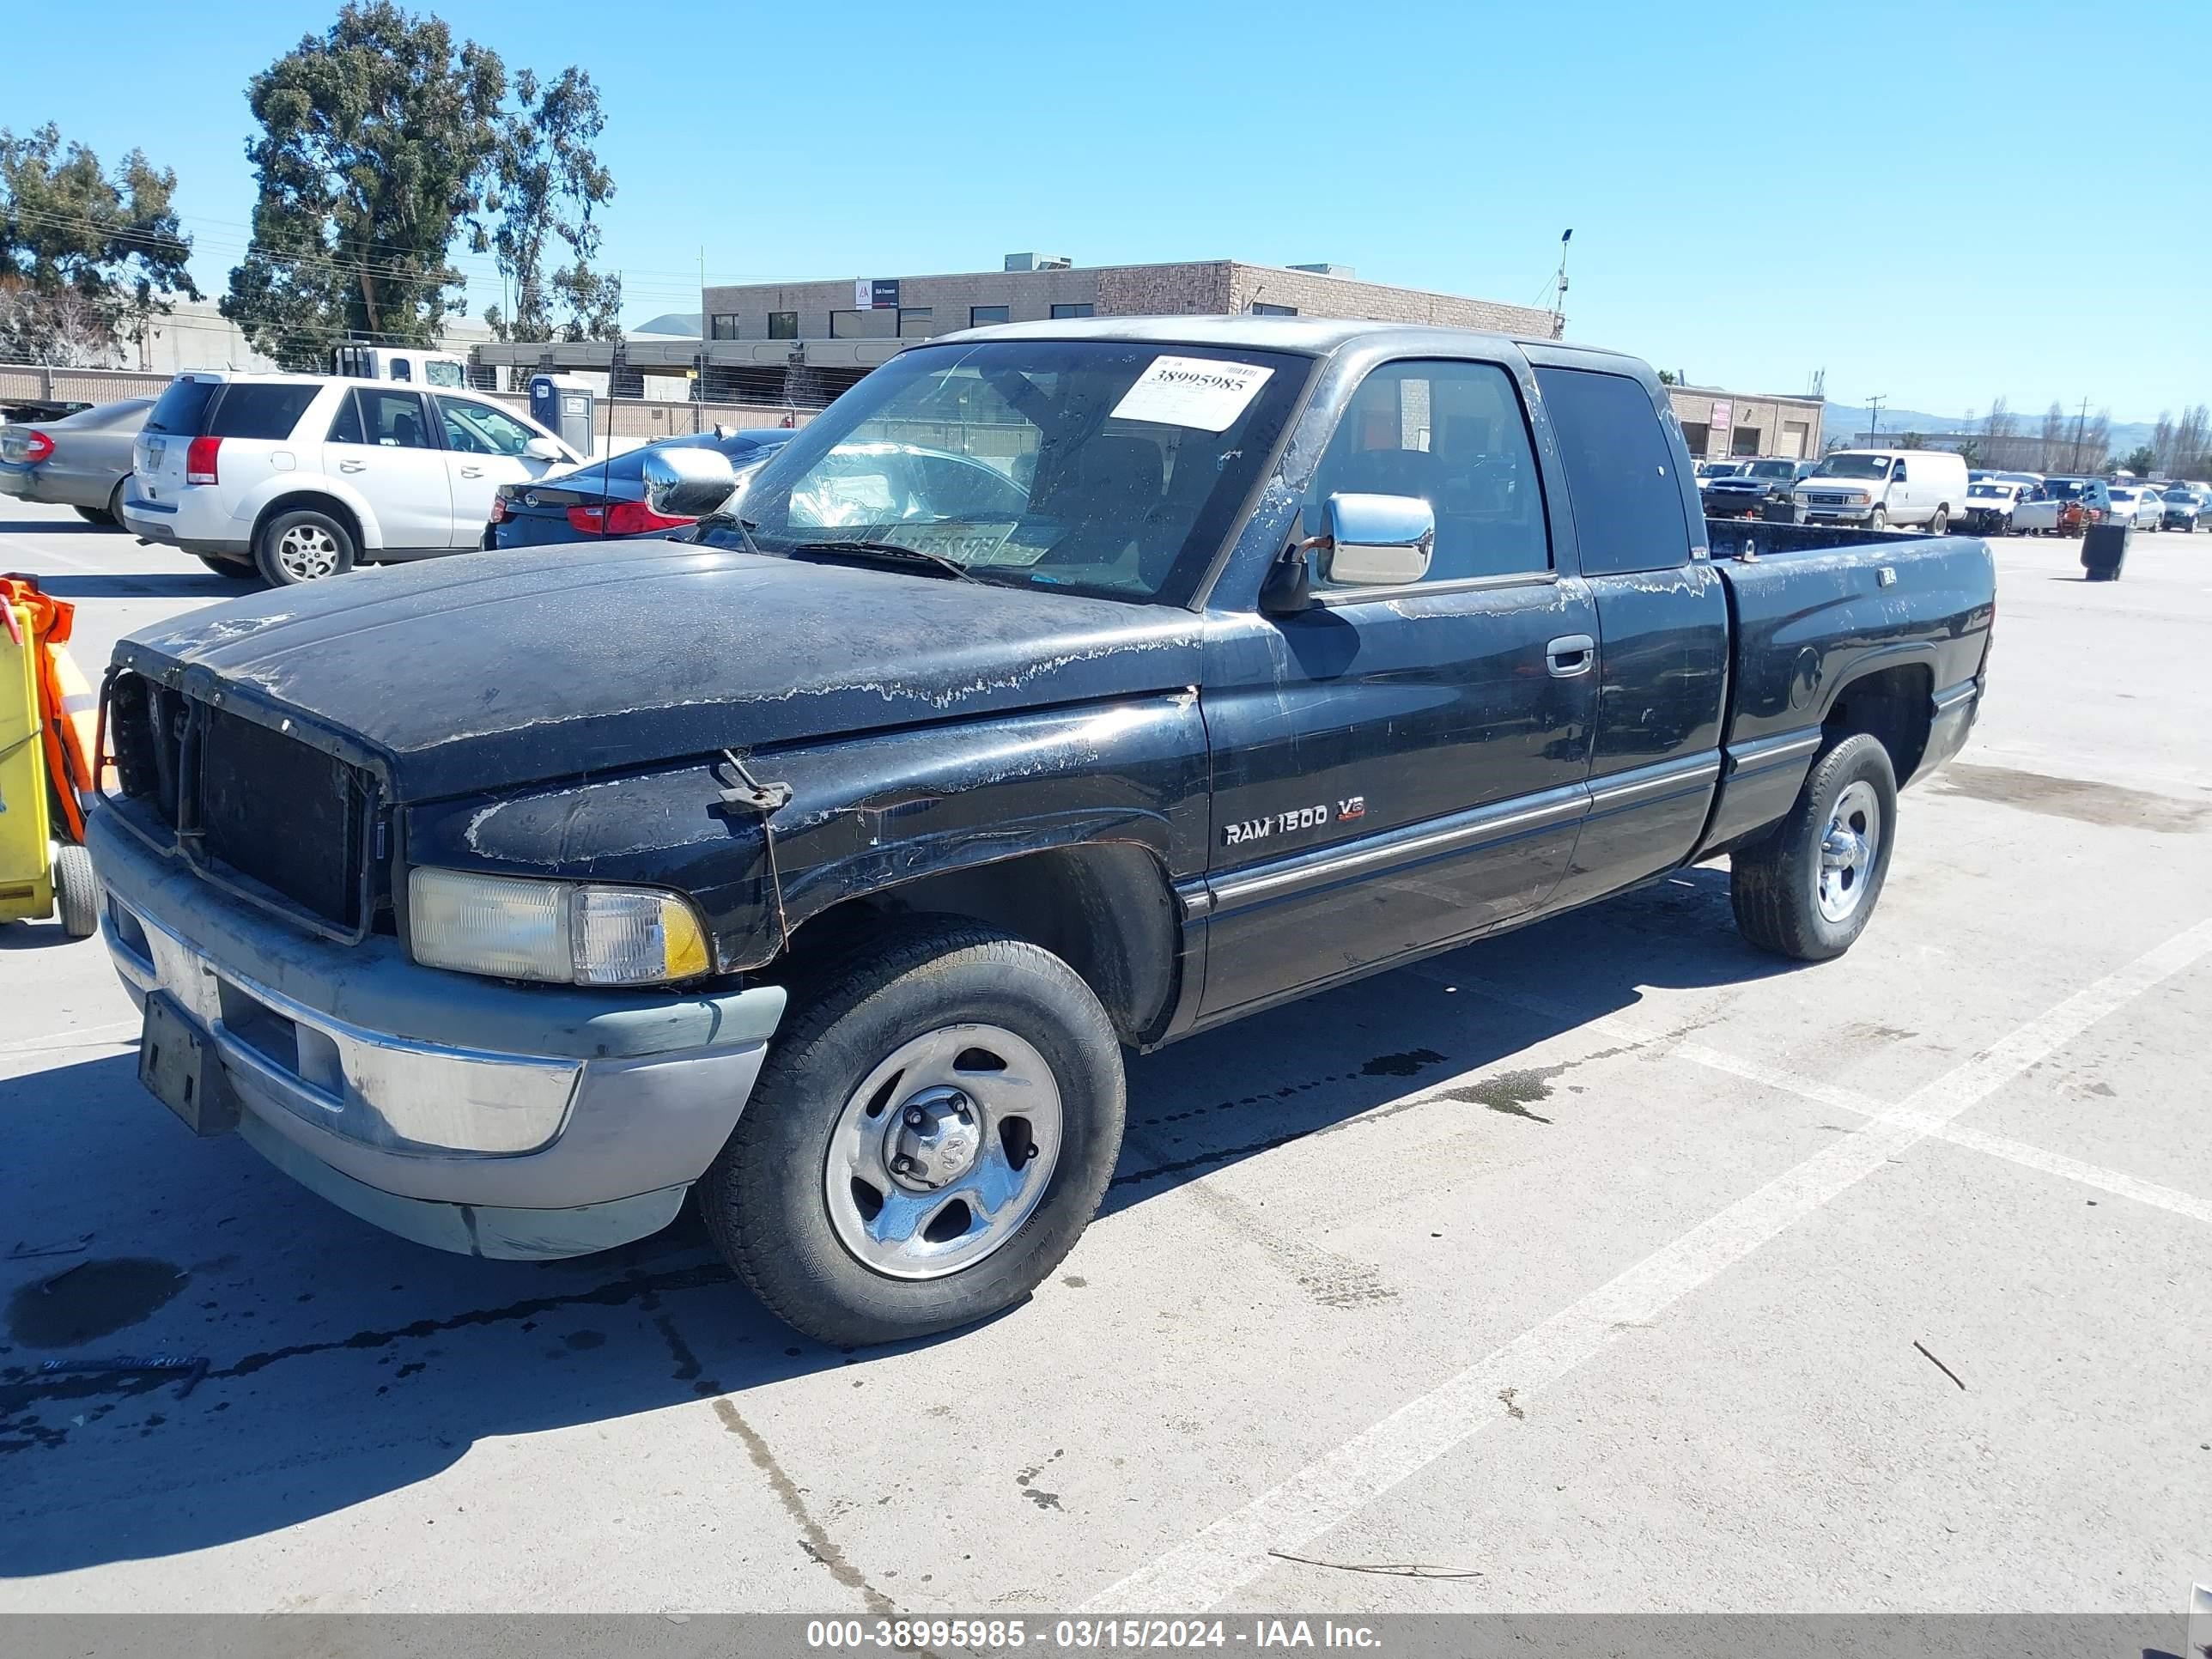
2036, 477, 2112, 533
88, 318, 1995, 1346
492, 428, 793, 550
0, 398, 155, 525
1959, 477, 2036, 535
120, 372, 584, 583
1792, 448, 1969, 531
1701, 457, 1814, 518
2106, 485, 2162, 530
2159, 487, 2202, 532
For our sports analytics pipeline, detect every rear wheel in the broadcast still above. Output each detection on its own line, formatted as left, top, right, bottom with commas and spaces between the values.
1731, 733, 1898, 962
72, 504, 115, 527
254, 507, 356, 586
1929, 506, 1948, 534
699, 920, 1126, 1346
197, 555, 257, 580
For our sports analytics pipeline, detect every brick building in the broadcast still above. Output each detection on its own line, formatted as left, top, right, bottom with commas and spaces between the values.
474, 254, 1560, 406
1668, 382, 1826, 462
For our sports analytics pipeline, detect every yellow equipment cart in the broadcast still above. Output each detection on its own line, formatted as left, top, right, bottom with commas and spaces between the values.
1, 574, 99, 938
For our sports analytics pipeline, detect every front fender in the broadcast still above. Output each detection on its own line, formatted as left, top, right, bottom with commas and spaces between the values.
404, 693, 1212, 975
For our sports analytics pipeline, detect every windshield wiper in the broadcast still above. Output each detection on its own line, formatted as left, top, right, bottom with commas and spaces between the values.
694, 512, 768, 557
790, 539, 981, 583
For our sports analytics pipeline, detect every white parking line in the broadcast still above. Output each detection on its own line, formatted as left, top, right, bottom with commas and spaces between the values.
1676, 1042, 2212, 1227
1084, 917, 2212, 1612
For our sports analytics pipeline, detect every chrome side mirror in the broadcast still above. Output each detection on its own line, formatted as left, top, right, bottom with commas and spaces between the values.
642, 446, 738, 518
1316, 492, 1435, 587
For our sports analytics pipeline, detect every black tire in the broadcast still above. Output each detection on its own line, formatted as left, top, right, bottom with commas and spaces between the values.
699, 920, 1126, 1346
52, 842, 100, 939
1730, 732, 1899, 962
72, 504, 115, 527
253, 507, 356, 586
1929, 506, 1948, 534
197, 555, 258, 580
1868, 506, 1888, 532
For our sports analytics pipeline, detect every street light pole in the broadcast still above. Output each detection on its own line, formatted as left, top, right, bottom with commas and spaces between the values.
1868, 395, 1886, 445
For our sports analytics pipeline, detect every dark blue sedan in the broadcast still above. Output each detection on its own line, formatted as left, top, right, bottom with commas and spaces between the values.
489, 427, 793, 549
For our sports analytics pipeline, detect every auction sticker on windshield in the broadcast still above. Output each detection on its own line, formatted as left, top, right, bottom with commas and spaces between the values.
1110, 356, 1275, 432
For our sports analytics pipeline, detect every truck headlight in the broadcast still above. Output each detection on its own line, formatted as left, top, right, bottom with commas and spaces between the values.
406, 868, 712, 987
1846, 490, 1870, 504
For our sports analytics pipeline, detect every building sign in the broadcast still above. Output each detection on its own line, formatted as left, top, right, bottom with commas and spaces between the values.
1706, 400, 1732, 456
854, 278, 902, 310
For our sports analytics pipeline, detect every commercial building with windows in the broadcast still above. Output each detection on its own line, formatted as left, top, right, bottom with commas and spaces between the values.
1667, 382, 1826, 461
471, 253, 1822, 461
473, 254, 1562, 407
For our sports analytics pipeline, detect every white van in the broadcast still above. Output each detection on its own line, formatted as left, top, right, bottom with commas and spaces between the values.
1792, 448, 1969, 532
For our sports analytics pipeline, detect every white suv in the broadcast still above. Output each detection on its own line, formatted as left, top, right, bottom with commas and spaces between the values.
121, 372, 583, 584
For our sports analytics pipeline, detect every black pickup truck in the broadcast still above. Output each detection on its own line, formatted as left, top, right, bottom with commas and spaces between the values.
89, 319, 1995, 1344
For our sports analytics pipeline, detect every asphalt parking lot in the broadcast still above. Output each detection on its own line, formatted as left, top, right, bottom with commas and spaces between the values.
2, 499, 2208, 1615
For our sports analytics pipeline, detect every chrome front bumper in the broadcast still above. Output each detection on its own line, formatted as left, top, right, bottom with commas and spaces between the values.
88, 806, 787, 1259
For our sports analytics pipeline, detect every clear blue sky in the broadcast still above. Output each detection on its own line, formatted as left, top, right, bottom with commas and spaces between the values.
11, 0, 2208, 422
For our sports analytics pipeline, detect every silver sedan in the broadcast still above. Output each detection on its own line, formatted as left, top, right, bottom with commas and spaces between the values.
0, 397, 154, 525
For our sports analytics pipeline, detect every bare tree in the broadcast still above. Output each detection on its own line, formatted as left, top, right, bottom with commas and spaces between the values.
2173, 405, 2210, 477
0, 278, 113, 364
2041, 401, 2065, 469
1982, 396, 2016, 441
2081, 409, 2112, 472
2151, 411, 2176, 474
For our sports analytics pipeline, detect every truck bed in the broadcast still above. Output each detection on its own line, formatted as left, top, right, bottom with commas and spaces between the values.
1703, 516, 1996, 765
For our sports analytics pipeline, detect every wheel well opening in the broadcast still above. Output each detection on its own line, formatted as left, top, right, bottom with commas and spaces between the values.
1824, 663, 1932, 781
784, 843, 1181, 1046
253, 493, 363, 556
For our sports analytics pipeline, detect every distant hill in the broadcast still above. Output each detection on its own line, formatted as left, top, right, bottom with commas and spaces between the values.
1826, 403, 2157, 456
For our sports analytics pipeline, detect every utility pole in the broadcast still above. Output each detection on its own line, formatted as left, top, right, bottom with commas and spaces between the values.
2070, 398, 2089, 472
1550, 228, 1573, 340
1868, 394, 1886, 446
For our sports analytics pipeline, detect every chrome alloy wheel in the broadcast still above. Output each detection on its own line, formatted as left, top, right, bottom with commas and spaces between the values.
275, 523, 341, 580
823, 1024, 1062, 1280
1817, 779, 1882, 923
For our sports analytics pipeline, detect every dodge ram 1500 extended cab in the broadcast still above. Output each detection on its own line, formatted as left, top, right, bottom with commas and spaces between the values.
89, 319, 1996, 1345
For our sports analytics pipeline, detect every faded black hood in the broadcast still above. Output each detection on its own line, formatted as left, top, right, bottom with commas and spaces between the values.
114, 543, 1204, 801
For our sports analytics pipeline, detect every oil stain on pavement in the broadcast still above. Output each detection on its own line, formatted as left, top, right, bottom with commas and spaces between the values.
6, 1258, 187, 1349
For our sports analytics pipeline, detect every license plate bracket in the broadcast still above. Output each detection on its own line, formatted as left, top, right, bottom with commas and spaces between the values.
139, 993, 239, 1137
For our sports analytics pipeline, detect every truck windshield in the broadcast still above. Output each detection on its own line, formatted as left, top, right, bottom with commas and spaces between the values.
1814, 455, 1893, 480
710, 339, 1310, 604
1742, 461, 1796, 478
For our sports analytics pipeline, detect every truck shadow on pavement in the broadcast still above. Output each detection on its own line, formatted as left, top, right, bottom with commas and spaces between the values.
0, 864, 1785, 1577
15, 572, 257, 600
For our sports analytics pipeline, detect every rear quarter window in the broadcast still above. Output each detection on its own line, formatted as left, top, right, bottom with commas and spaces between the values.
1533, 367, 1693, 576
143, 378, 219, 436
209, 383, 323, 441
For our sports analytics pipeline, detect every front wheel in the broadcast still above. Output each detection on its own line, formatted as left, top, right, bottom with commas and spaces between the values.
1868, 506, 1888, 532
699, 921, 1126, 1346
1730, 733, 1898, 962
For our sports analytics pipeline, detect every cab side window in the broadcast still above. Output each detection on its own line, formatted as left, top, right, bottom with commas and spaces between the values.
1310, 359, 1550, 585
1532, 367, 1692, 575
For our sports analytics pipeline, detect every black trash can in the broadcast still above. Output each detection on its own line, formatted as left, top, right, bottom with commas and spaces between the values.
2082, 523, 2130, 581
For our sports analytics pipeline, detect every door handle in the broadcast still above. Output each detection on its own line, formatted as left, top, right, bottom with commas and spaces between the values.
337, 459, 365, 473
1546, 635, 1595, 678
459, 465, 484, 479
